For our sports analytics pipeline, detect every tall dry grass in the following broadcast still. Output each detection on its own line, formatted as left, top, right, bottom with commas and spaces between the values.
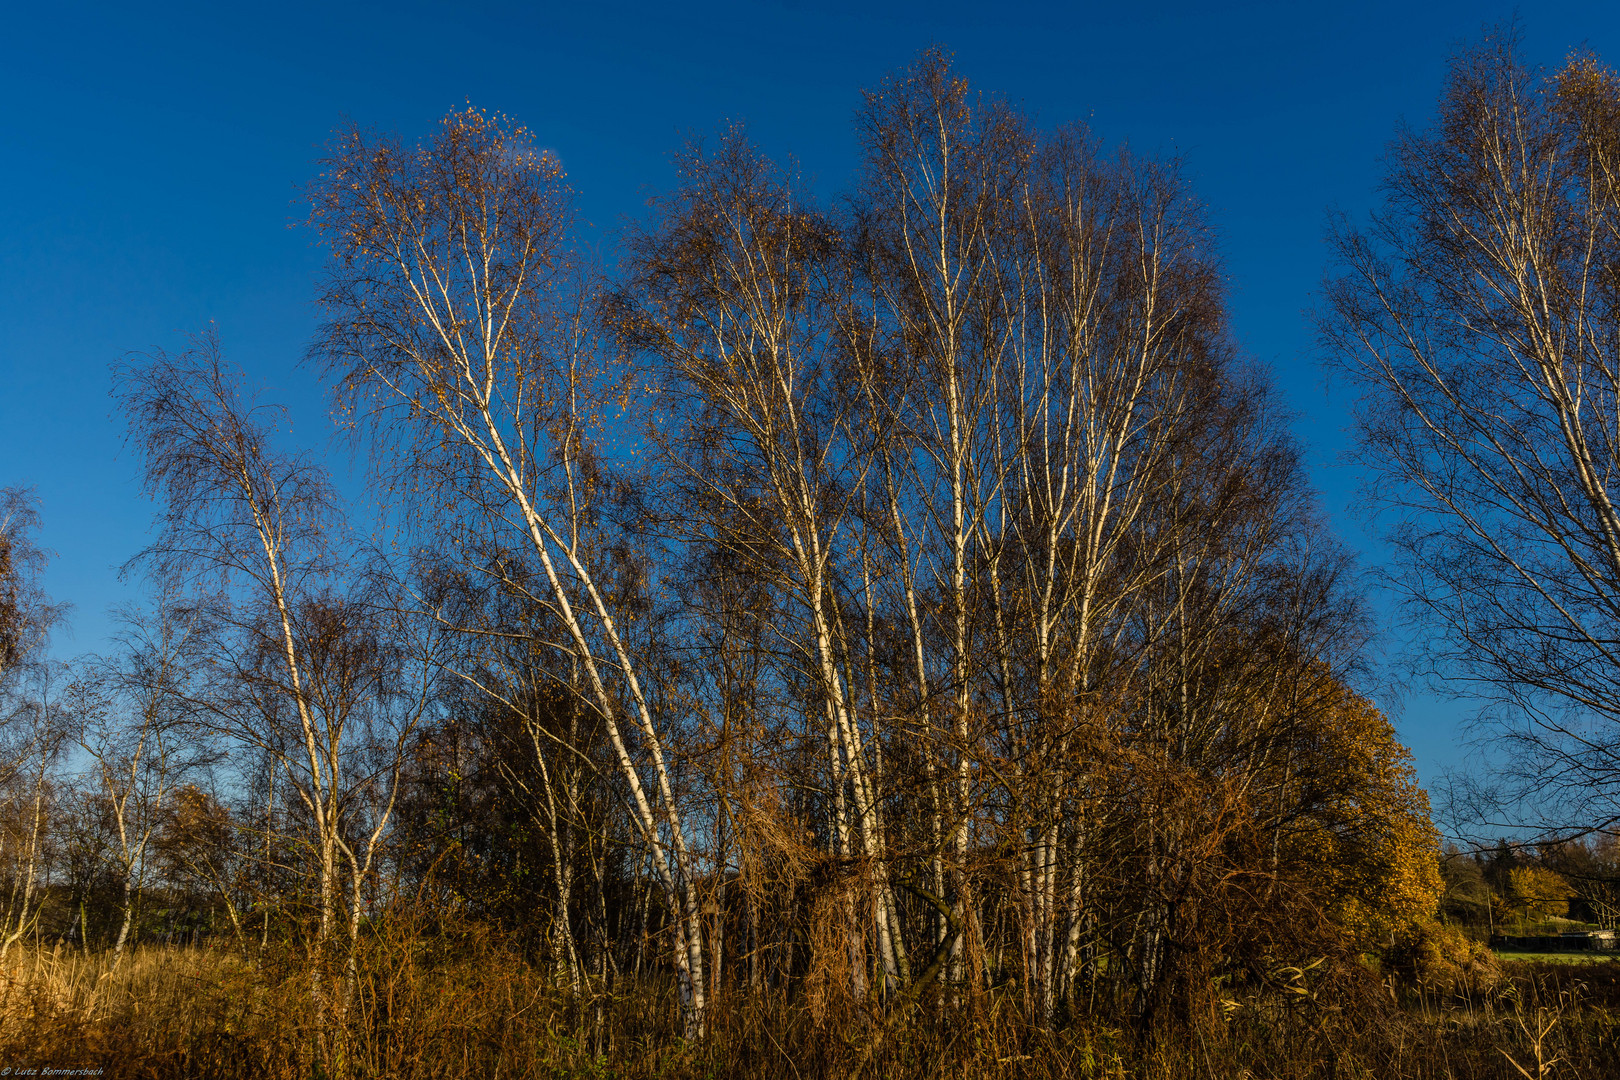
0, 941, 279, 1077
1, 933, 1618, 1079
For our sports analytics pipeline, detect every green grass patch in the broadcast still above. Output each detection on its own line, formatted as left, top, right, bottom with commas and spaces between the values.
1493, 950, 1620, 963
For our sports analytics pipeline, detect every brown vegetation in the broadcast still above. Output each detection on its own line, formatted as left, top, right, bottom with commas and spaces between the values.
1, 936, 1618, 1079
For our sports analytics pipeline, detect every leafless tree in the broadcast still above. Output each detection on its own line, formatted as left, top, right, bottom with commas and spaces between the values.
72, 587, 207, 961
114, 335, 437, 1044
846, 51, 1250, 1013
0, 661, 72, 956
116, 332, 352, 950
0, 489, 65, 956
0, 488, 62, 691
620, 128, 906, 999
308, 109, 713, 1034
1323, 31, 1620, 835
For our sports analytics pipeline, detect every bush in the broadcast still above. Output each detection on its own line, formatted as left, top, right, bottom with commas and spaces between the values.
1386, 920, 1501, 995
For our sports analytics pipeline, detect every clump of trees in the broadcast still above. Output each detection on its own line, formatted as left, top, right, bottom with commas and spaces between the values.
1, 48, 1470, 1068
1438, 836, 1620, 933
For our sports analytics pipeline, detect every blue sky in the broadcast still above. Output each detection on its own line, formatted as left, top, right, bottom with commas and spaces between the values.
4, 0, 1618, 797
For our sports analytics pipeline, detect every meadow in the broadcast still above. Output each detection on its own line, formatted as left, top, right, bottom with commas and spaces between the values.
2, 936, 1618, 1080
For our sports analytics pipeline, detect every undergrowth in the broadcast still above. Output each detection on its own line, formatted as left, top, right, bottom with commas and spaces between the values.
2, 938, 1618, 1079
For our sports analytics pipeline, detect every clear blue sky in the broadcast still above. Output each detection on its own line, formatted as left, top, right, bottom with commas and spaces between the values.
4, 0, 1617, 796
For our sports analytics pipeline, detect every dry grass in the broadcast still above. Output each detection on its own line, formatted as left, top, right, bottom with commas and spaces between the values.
0, 942, 285, 1078
0, 939, 1618, 1079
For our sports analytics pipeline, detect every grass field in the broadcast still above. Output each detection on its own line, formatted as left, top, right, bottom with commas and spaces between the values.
1492, 950, 1620, 963
3, 942, 1620, 1078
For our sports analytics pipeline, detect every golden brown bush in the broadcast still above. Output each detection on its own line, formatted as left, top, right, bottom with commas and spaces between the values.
1386, 920, 1501, 995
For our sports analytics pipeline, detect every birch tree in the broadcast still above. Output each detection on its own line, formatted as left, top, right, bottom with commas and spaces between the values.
1324, 33, 1620, 834
857, 58, 1026, 973
118, 339, 438, 1044
0, 488, 59, 691
619, 129, 908, 998
0, 490, 64, 957
0, 662, 69, 957
75, 591, 205, 961
992, 128, 1235, 1015
309, 109, 712, 1034
418, 546, 608, 991
117, 336, 349, 947
848, 52, 1242, 1010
